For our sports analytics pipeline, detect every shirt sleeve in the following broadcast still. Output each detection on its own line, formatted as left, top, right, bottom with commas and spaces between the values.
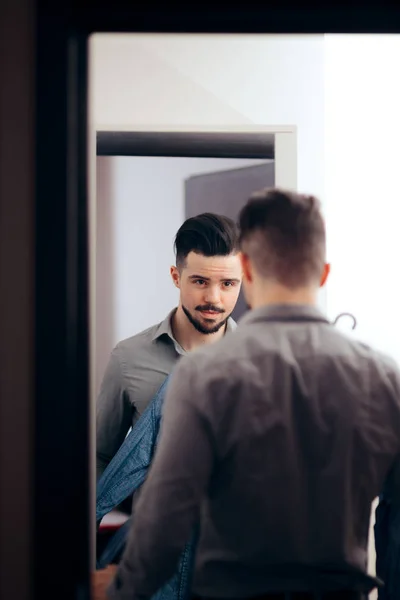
96, 346, 134, 480
107, 356, 215, 600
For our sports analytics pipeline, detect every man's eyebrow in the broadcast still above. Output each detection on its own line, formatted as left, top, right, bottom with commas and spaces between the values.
189, 274, 210, 280
189, 274, 241, 282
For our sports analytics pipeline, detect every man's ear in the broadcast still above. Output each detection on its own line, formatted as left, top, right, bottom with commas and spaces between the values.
170, 265, 181, 289
239, 252, 253, 284
320, 263, 331, 288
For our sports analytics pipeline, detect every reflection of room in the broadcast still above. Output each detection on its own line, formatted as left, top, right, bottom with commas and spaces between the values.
90, 33, 325, 378
91, 33, 400, 368
90, 34, 400, 593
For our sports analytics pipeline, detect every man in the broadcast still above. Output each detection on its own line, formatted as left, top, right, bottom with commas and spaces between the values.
103, 188, 400, 600
96, 212, 242, 480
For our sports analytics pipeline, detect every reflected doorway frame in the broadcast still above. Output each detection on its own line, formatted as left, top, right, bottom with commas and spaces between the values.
91, 125, 297, 564
95, 127, 297, 189
94, 126, 297, 186
91, 125, 297, 565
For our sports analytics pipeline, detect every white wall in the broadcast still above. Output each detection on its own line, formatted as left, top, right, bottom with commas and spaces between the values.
324, 34, 400, 365
95, 155, 268, 394
324, 37, 400, 595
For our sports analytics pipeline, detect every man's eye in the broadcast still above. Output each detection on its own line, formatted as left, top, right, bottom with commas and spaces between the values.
194, 280, 206, 285
223, 281, 234, 287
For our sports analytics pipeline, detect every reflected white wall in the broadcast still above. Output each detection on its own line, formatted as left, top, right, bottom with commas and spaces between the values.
324, 34, 400, 365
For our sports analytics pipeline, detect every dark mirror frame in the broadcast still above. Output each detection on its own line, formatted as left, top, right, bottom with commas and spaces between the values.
4, 4, 400, 600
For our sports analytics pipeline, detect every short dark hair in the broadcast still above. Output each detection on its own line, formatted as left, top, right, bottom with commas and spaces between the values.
239, 188, 326, 288
174, 213, 239, 268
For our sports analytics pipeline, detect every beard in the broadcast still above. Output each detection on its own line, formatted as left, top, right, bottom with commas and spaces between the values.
182, 304, 230, 335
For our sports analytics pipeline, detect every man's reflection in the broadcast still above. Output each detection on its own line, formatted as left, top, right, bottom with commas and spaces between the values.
96, 212, 242, 482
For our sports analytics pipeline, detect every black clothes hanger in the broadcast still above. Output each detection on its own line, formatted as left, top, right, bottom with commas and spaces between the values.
332, 312, 357, 330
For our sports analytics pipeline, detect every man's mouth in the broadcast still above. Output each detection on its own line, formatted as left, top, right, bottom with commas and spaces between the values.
198, 309, 223, 318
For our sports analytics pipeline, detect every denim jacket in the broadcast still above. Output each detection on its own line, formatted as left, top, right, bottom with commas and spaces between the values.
96, 375, 196, 600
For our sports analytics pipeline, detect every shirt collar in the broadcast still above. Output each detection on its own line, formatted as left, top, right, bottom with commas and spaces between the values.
238, 304, 330, 328
152, 308, 178, 343
226, 317, 237, 332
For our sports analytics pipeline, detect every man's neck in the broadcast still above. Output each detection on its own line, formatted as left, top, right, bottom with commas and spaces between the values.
250, 283, 318, 310
171, 305, 227, 352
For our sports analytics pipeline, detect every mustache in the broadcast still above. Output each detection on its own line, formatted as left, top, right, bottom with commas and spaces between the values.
196, 305, 225, 314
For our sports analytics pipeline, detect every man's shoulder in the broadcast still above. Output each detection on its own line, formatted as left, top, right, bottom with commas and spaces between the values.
114, 321, 164, 354
183, 328, 245, 377
320, 328, 400, 401
364, 343, 400, 381
187, 324, 400, 381
342, 332, 399, 373
172, 333, 252, 418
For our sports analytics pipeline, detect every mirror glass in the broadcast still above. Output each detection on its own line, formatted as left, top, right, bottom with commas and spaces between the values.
90, 35, 400, 595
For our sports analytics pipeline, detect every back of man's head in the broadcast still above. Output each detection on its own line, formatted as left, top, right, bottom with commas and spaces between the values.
174, 213, 239, 268
239, 188, 326, 289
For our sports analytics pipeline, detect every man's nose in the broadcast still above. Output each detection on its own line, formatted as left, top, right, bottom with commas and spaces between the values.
204, 286, 221, 304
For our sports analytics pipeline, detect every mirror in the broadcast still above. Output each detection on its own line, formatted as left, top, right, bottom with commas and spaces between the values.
90, 34, 400, 598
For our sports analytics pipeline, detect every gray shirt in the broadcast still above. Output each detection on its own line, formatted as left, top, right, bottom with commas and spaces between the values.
96, 308, 236, 479
109, 304, 400, 599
